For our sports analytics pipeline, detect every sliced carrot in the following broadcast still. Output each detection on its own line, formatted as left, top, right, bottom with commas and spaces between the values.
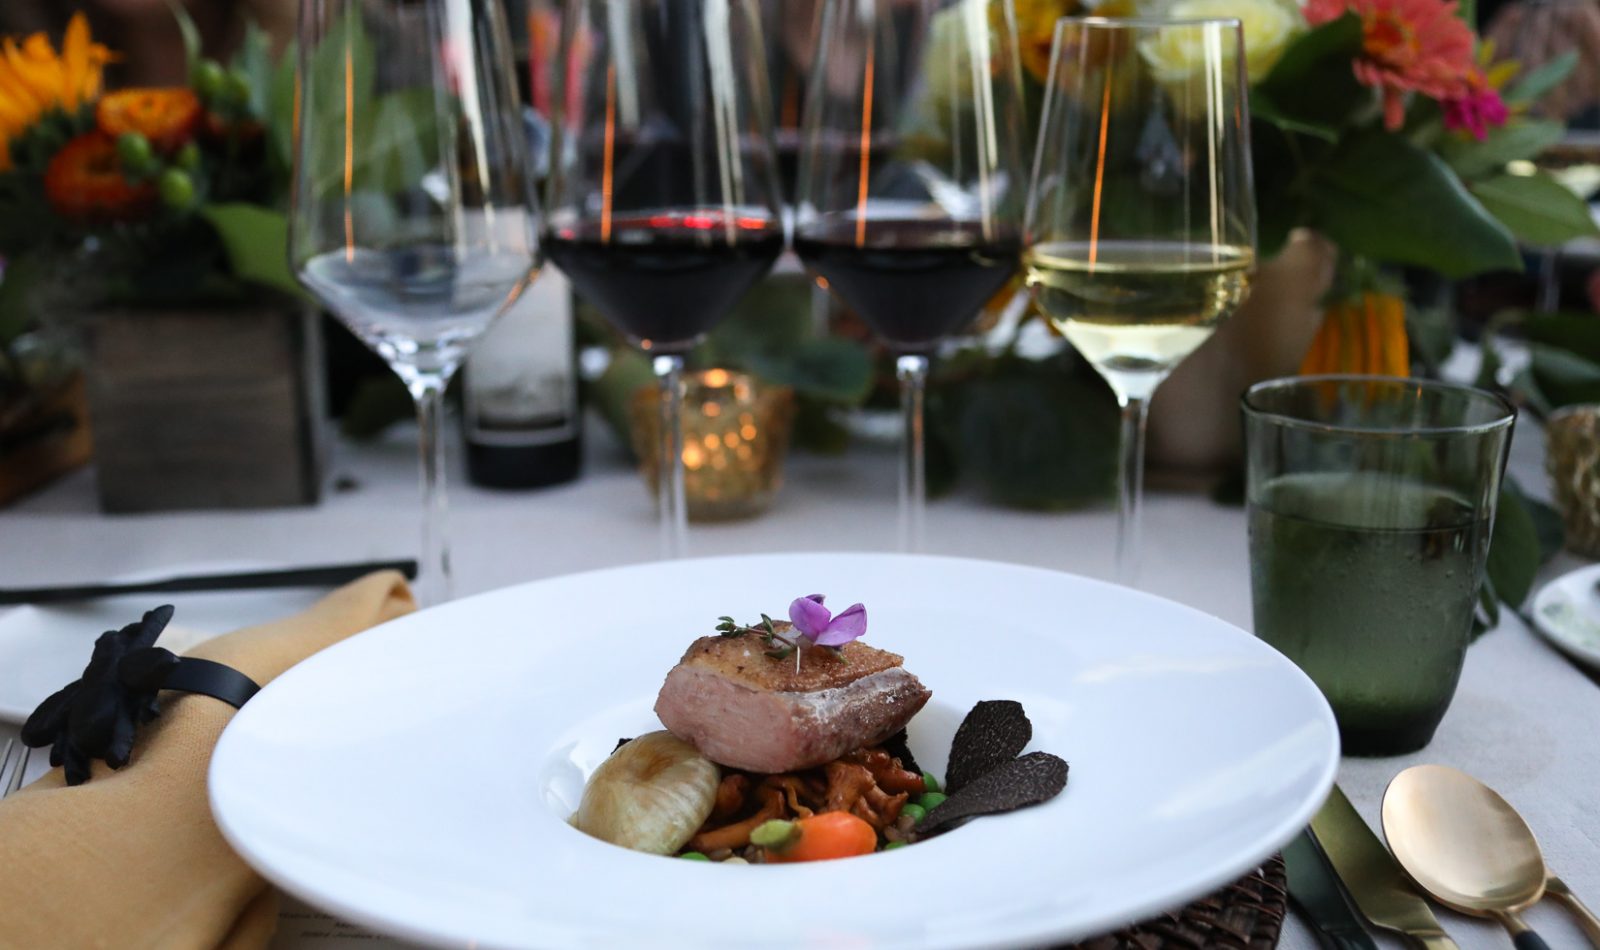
760, 811, 879, 863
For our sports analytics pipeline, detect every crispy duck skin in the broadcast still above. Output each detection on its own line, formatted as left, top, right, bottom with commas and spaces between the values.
654, 627, 932, 774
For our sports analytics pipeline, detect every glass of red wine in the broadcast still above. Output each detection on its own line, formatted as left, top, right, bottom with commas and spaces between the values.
545, 0, 786, 559
795, 0, 1025, 552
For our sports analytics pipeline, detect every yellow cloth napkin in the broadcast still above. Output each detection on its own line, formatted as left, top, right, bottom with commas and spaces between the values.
0, 572, 415, 950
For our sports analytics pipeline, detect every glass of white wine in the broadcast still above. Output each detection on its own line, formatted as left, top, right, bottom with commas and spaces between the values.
1024, 17, 1256, 583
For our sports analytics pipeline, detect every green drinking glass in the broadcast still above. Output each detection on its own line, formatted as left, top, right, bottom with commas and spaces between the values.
1243, 375, 1516, 756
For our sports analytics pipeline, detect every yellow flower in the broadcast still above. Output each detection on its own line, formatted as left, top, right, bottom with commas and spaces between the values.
1007, 0, 1087, 84
0, 14, 115, 171
1139, 0, 1304, 83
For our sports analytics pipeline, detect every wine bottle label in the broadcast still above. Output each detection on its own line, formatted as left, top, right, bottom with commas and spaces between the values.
465, 267, 579, 447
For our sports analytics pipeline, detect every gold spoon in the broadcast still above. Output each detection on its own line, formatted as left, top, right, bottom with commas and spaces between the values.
1382, 765, 1553, 950
1385, 767, 1600, 946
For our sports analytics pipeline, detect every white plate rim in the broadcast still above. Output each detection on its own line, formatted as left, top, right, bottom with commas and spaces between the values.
210, 552, 1340, 949
1530, 564, 1600, 673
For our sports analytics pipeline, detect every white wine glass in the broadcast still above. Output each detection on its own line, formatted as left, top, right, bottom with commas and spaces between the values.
291, 0, 538, 604
1025, 17, 1255, 583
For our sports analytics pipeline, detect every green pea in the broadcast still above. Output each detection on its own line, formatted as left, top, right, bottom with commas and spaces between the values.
883, 841, 908, 851
901, 803, 926, 822
679, 852, 710, 861
158, 168, 196, 209
918, 792, 948, 811
922, 772, 941, 793
116, 132, 155, 176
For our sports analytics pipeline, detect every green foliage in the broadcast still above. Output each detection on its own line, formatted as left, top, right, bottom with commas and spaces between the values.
1470, 171, 1600, 247
929, 351, 1119, 509
1304, 130, 1521, 277
1486, 479, 1547, 611
201, 204, 304, 299
340, 372, 415, 440
1253, 15, 1368, 140
581, 275, 876, 458
1504, 51, 1578, 107
1439, 120, 1566, 180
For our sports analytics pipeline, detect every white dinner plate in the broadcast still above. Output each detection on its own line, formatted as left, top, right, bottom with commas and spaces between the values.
210, 553, 1338, 949
0, 564, 325, 724
1530, 564, 1600, 674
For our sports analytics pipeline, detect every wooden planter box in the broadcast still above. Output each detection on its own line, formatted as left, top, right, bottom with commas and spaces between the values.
84, 303, 325, 512
0, 373, 93, 507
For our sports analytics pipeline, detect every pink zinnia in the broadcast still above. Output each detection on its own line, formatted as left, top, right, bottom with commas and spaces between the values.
1442, 76, 1509, 140
1306, 0, 1478, 130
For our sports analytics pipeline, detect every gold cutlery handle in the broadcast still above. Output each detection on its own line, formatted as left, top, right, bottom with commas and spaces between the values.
1548, 876, 1600, 948
1414, 932, 1460, 950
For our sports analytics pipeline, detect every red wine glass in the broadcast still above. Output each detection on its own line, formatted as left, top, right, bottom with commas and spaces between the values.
795, 0, 1025, 552
545, 0, 786, 558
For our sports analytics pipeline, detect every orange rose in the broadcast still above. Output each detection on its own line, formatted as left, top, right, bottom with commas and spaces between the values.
95, 88, 202, 152
43, 132, 156, 222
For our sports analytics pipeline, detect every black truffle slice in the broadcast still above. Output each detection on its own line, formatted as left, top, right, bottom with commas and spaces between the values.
881, 728, 923, 777
945, 699, 1032, 793
912, 751, 1068, 839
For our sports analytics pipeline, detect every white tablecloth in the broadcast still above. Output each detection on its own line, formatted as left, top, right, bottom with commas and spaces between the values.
2, 419, 1597, 949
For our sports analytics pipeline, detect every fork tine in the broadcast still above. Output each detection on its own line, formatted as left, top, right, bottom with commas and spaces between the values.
0, 739, 13, 795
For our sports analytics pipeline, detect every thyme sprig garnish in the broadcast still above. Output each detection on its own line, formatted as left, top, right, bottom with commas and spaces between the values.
714, 612, 848, 669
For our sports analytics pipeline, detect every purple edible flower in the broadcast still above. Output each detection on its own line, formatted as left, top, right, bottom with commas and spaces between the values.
788, 594, 867, 647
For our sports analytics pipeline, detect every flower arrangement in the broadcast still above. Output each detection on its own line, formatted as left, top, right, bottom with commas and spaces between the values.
0, 12, 298, 342
1012, 0, 1597, 284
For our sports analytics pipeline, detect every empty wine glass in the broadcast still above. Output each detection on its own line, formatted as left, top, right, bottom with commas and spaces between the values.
291, 0, 538, 604
545, 0, 786, 559
795, 0, 1026, 552
1025, 17, 1256, 583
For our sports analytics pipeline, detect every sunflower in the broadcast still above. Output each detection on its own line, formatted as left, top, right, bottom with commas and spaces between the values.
0, 14, 115, 171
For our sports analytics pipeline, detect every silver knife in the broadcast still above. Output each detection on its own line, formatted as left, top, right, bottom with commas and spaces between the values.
1309, 785, 1459, 949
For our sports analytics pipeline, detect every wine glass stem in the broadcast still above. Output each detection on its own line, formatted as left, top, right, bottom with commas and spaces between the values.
1115, 395, 1150, 585
897, 354, 929, 554
408, 375, 453, 605
653, 354, 688, 559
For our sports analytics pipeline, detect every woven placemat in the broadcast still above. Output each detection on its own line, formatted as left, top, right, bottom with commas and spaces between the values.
1061, 854, 1288, 949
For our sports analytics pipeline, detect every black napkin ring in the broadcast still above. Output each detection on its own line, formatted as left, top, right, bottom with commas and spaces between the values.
20, 605, 262, 785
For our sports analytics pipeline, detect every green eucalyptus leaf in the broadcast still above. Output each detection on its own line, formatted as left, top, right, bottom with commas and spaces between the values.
1470, 171, 1600, 247
201, 204, 304, 299
1306, 130, 1521, 277
1523, 311, 1600, 363
746, 338, 873, 404
586, 347, 653, 459
791, 397, 852, 455
1253, 15, 1367, 132
231, 21, 279, 118
700, 276, 814, 363
956, 359, 1118, 510
1504, 50, 1578, 106
270, 44, 298, 169
1528, 340, 1600, 407
1486, 481, 1542, 610
340, 373, 413, 440
166, 0, 203, 77
1439, 120, 1565, 181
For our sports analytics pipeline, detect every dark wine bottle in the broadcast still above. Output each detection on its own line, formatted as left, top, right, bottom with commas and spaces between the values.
462, 265, 583, 489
